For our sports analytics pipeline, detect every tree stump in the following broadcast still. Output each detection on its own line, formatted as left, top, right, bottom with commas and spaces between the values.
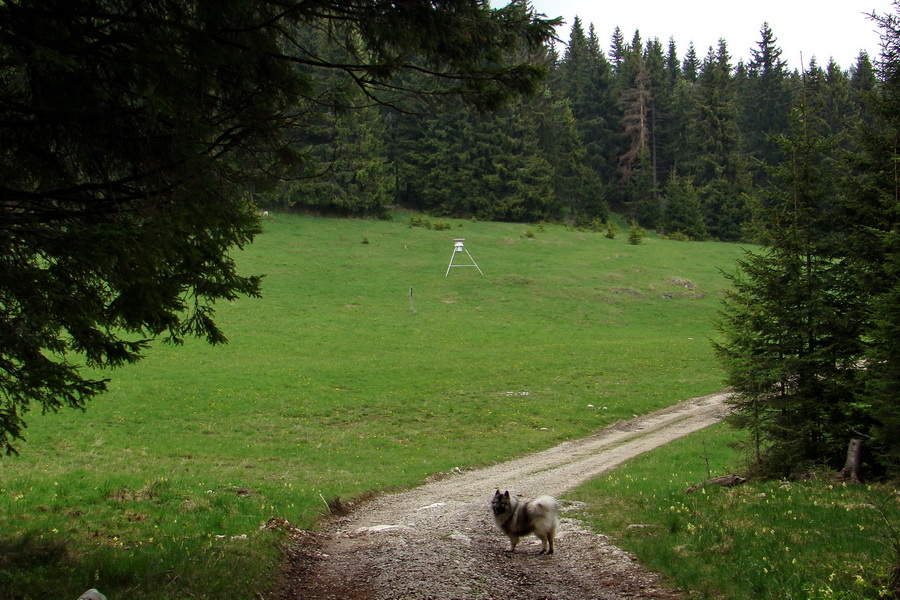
837, 438, 864, 483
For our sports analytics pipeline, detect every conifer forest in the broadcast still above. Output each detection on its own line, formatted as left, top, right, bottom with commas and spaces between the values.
261, 18, 877, 244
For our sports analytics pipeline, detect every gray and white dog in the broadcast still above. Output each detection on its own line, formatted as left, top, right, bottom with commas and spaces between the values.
491, 489, 559, 555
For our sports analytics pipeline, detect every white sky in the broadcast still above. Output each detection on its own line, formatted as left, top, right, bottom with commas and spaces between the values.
516, 0, 896, 70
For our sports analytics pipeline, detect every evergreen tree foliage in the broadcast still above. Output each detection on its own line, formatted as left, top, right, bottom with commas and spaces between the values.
557, 19, 621, 199
388, 96, 558, 222
740, 23, 794, 185
469, 104, 558, 221
715, 99, 867, 475
844, 6, 900, 471
381, 14, 874, 241
663, 77, 695, 180
661, 174, 708, 239
556, 17, 591, 96
819, 59, 864, 153
618, 30, 645, 84
628, 147, 661, 227
0, 0, 559, 453
268, 106, 393, 217
687, 41, 751, 240
610, 26, 626, 73
709, 4, 900, 477
534, 95, 608, 223
256, 23, 395, 216
665, 38, 683, 84
683, 43, 701, 82
644, 37, 678, 185
851, 51, 878, 128
628, 221, 647, 244
387, 36, 601, 224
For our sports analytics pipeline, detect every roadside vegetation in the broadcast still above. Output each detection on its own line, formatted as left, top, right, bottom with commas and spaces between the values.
572, 424, 900, 600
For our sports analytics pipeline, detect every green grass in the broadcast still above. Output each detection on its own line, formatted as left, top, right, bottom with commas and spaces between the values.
570, 424, 900, 600
0, 213, 747, 599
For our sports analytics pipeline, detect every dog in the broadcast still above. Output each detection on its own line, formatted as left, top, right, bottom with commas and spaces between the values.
491, 489, 559, 554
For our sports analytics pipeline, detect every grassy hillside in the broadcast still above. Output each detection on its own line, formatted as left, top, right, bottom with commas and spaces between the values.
0, 213, 746, 599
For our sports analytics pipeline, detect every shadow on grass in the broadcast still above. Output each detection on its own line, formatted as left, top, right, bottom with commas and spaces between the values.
0, 534, 84, 598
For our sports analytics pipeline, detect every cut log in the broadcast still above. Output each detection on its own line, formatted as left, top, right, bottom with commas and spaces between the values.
685, 474, 748, 493
837, 438, 864, 483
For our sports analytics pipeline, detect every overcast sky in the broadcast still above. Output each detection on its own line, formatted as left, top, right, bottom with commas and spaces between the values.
516, 0, 896, 70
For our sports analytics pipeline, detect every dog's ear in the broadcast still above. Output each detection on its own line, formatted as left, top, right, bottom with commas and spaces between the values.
494, 489, 500, 497
503, 490, 510, 498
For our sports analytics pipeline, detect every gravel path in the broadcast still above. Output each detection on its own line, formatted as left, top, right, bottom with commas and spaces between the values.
271, 392, 730, 600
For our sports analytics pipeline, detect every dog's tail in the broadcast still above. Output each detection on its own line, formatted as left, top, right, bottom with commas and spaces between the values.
531, 495, 558, 513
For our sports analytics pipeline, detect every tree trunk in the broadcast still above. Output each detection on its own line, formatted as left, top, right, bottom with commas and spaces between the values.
837, 438, 864, 483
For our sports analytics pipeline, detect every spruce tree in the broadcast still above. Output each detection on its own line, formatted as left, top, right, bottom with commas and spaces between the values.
661, 174, 708, 239
472, 102, 557, 221
629, 147, 661, 228
535, 95, 608, 222
686, 41, 751, 241
389, 95, 557, 222
715, 98, 867, 474
851, 51, 877, 95
818, 60, 864, 156
662, 51, 695, 180
610, 26, 626, 74
850, 51, 877, 129
740, 23, 793, 185
844, 6, 900, 471
628, 221, 646, 244
647, 37, 682, 188
557, 19, 621, 199
683, 43, 701, 82
617, 30, 645, 91
389, 97, 469, 213
268, 105, 392, 217
665, 38, 682, 85
558, 17, 591, 97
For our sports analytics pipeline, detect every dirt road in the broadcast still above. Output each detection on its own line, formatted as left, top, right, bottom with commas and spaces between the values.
272, 391, 730, 600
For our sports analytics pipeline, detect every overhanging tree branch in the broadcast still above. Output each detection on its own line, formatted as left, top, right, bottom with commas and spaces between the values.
0, 0, 558, 455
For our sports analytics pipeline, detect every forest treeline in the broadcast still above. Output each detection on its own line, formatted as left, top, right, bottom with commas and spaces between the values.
260, 18, 877, 241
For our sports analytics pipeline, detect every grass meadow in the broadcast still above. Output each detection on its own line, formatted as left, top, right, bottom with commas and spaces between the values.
2, 212, 889, 599
571, 423, 900, 600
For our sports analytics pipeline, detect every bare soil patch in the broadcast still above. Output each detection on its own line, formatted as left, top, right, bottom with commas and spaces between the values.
271, 392, 729, 600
